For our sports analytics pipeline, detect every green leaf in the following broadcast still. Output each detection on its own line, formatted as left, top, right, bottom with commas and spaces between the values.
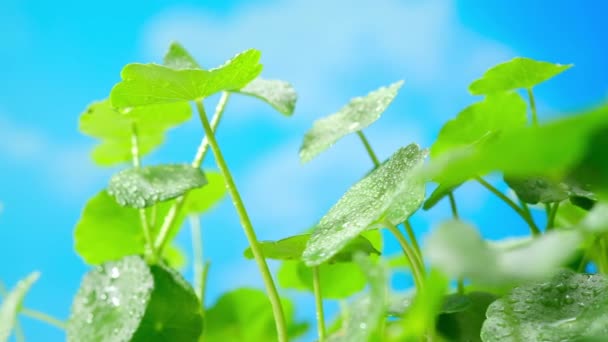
67, 256, 202, 342
299, 81, 404, 163
580, 203, 608, 234
303, 144, 426, 266
237, 78, 297, 115
469, 57, 572, 95
505, 176, 596, 205
387, 292, 472, 316
481, 270, 608, 341
555, 201, 588, 227
0, 272, 40, 342
74, 191, 184, 265
79, 100, 191, 166
111, 49, 262, 108
163, 244, 187, 270
430, 92, 527, 158
327, 254, 387, 342
163, 41, 202, 70
423, 182, 459, 210
426, 220, 582, 287
182, 171, 227, 214
423, 104, 608, 189
569, 126, 608, 200
437, 292, 498, 342
203, 288, 308, 342
108, 164, 208, 209
244, 234, 379, 262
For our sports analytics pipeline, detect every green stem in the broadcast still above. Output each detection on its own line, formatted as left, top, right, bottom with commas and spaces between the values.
356, 131, 381, 168
21, 308, 66, 330
527, 88, 539, 126
154, 92, 230, 255
189, 215, 205, 301
0, 281, 26, 340
312, 266, 326, 341
195, 100, 288, 341
476, 177, 541, 236
546, 202, 560, 231
404, 220, 421, 257
387, 224, 424, 289
448, 192, 459, 219
201, 261, 210, 313
130, 123, 154, 259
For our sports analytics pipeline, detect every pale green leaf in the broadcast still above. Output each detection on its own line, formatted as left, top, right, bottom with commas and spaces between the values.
426, 220, 582, 286
0, 272, 40, 342
163, 42, 201, 70
481, 271, 608, 341
580, 203, 608, 233
469, 57, 572, 95
303, 144, 426, 266
431, 92, 527, 158
108, 164, 207, 209
111, 49, 262, 108
79, 100, 191, 166
182, 171, 227, 214
299, 81, 404, 163
237, 78, 297, 115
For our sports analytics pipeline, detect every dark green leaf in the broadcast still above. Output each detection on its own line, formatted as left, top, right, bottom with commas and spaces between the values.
481, 271, 608, 341
237, 78, 297, 115
505, 176, 596, 204
111, 49, 262, 108
303, 144, 426, 266
0, 272, 40, 342
426, 220, 582, 287
437, 292, 497, 342
203, 288, 308, 342
79, 100, 191, 166
108, 164, 207, 209
469, 57, 572, 95
431, 92, 527, 158
163, 42, 202, 70
244, 234, 379, 262
299, 81, 404, 163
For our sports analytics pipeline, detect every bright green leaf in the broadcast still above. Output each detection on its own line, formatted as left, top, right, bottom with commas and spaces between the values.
111, 49, 262, 108
244, 234, 379, 262
437, 291, 497, 342
0, 272, 40, 342
203, 288, 308, 342
555, 201, 588, 228
303, 144, 426, 266
163, 42, 202, 70
431, 92, 527, 158
163, 244, 187, 270
79, 100, 191, 166
237, 78, 297, 115
481, 270, 608, 341
426, 220, 582, 286
469, 57, 572, 95
182, 171, 227, 214
299, 81, 404, 163
108, 164, 207, 209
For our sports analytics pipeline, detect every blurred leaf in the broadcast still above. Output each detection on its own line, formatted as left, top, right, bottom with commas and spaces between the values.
569, 126, 608, 200
79, 100, 191, 166
481, 270, 608, 341
327, 254, 387, 342
182, 171, 227, 214
580, 203, 608, 233
299, 81, 404, 163
388, 292, 471, 316
303, 144, 426, 266
108, 164, 207, 209
426, 220, 582, 286
67, 256, 202, 342
111, 49, 262, 108
423, 182, 459, 210
0, 272, 40, 342
163, 244, 187, 270
431, 92, 527, 158
238, 78, 297, 115
244, 234, 379, 262
203, 288, 307, 342
555, 202, 588, 228
469, 57, 572, 95
163, 41, 201, 70
505, 176, 596, 204
437, 291, 497, 342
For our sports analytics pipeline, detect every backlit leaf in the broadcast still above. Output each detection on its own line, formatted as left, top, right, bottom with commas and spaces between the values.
481, 271, 608, 341
163, 42, 201, 70
303, 144, 426, 266
108, 164, 207, 209
469, 57, 572, 95
299, 81, 404, 163
111, 49, 262, 108
237, 78, 297, 115
0, 272, 40, 342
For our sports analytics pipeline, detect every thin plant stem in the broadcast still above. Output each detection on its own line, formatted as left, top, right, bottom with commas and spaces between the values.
404, 220, 421, 257
356, 131, 381, 168
0, 282, 26, 340
200, 261, 210, 313
475, 177, 541, 236
527, 88, 539, 126
387, 224, 425, 289
154, 92, 230, 255
448, 192, 459, 219
189, 215, 205, 300
312, 266, 326, 341
194, 100, 288, 341
21, 308, 66, 330
130, 123, 154, 258
546, 202, 560, 231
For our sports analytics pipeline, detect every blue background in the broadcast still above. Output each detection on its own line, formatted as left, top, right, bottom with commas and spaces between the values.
0, 0, 606, 340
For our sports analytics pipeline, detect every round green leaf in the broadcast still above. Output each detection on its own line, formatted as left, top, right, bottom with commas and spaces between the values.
163, 42, 202, 70
299, 81, 404, 163
108, 164, 207, 209
237, 78, 297, 116
481, 271, 608, 341
0, 272, 40, 342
